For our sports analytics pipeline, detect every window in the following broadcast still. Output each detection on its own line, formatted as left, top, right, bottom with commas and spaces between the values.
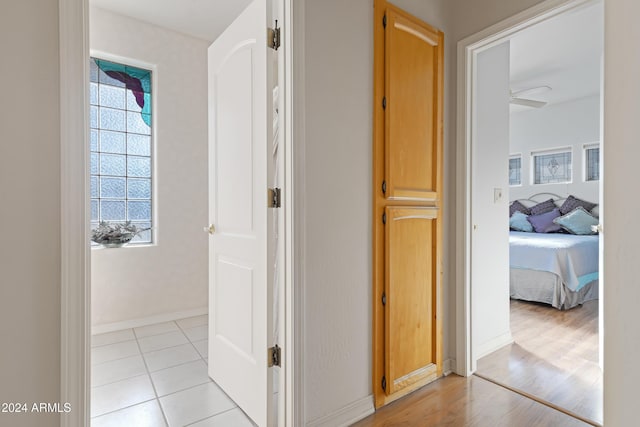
90, 57, 153, 244
532, 149, 572, 185
585, 145, 600, 181
509, 155, 522, 186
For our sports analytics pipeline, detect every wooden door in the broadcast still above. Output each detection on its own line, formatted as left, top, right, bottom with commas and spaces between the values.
207, 0, 276, 425
373, 0, 444, 408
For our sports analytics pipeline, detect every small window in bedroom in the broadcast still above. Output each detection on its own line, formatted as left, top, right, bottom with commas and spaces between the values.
90, 57, 153, 244
532, 148, 572, 185
585, 144, 600, 182
509, 155, 522, 186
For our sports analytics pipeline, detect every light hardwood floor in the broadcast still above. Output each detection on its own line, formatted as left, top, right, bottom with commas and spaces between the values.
476, 299, 602, 426
353, 374, 590, 426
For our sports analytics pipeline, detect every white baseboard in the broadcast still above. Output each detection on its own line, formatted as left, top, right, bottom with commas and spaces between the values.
306, 395, 375, 427
475, 331, 514, 360
91, 307, 208, 335
443, 358, 456, 376
305, 360, 455, 426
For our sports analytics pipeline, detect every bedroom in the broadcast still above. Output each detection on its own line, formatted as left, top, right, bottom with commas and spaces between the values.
473, 2, 603, 425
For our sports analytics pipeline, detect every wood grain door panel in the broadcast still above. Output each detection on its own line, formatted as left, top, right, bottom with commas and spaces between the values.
384, 207, 439, 394
384, 9, 441, 202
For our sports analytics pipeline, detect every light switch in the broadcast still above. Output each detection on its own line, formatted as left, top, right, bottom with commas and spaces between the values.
494, 188, 503, 203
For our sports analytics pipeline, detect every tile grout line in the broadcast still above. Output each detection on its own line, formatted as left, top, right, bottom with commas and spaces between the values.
132, 322, 172, 427
90, 396, 158, 421
175, 318, 208, 363
182, 406, 239, 427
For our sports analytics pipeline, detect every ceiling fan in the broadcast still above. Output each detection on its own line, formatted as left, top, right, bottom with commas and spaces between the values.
510, 85, 552, 108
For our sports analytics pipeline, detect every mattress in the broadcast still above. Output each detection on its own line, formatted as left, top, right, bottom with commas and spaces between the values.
509, 231, 600, 309
509, 231, 599, 292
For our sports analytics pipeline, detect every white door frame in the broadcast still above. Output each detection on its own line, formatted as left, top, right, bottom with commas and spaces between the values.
455, 0, 600, 376
58, 0, 305, 425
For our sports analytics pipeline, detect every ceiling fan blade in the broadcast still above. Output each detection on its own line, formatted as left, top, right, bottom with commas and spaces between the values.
510, 98, 547, 108
511, 85, 552, 98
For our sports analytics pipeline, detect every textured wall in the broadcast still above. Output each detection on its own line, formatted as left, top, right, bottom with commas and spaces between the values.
0, 1, 61, 426
90, 7, 210, 327
603, 0, 640, 424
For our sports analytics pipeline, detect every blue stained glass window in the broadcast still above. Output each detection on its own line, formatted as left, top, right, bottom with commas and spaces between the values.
101, 200, 126, 221
100, 154, 126, 177
127, 134, 151, 156
100, 130, 126, 154
91, 177, 99, 198
90, 130, 98, 152
127, 201, 151, 220
90, 57, 153, 244
127, 156, 151, 178
100, 177, 126, 199
127, 179, 151, 199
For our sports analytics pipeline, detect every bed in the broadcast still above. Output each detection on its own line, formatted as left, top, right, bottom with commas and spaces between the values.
509, 193, 600, 309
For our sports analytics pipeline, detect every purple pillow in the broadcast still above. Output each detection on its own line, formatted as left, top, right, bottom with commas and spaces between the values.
509, 200, 531, 217
530, 198, 557, 216
527, 208, 562, 233
559, 195, 597, 215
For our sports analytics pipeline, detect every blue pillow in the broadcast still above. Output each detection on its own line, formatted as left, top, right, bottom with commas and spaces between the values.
528, 208, 562, 233
510, 211, 533, 232
553, 206, 599, 235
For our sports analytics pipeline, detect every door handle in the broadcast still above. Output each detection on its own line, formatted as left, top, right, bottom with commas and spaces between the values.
204, 224, 216, 235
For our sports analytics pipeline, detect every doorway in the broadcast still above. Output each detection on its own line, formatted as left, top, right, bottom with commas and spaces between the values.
59, 0, 298, 426
457, 0, 603, 425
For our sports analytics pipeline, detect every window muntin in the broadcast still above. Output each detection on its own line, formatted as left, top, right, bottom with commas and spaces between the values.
509, 155, 522, 186
585, 145, 600, 182
90, 57, 153, 244
532, 149, 572, 185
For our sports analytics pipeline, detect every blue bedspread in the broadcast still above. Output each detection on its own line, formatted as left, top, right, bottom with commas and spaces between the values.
509, 231, 599, 292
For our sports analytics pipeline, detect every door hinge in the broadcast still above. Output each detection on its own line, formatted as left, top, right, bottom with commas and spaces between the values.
268, 187, 282, 208
382, 376, 387, 391
382, 212, 386, 224
382, 96, 387, 109
268, 344, 281, 367
268, 20, 281, 51
382, 180, 386, 194
382, 292, 386, 306
383, 14, 387, 28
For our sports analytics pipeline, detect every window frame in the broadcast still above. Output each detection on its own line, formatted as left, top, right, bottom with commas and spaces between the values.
509, 154, 522, 187
531, 147, 573, 185
89, 53, 157, 246
584, 143, 600, 182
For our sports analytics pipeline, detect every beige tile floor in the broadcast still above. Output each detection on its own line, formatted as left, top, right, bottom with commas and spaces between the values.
91, 315, 256, 427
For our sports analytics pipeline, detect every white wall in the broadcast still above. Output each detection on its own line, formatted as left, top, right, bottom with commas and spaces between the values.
509, 95, 600, 202
90, 7, 210, 327
472, 42, 512, 360
603, 0, 640, 424
0, 2, 61, 426
302, 0, 451, 424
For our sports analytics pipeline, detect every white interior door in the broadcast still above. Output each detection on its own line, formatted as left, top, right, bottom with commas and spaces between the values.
207, 0, 274, 425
